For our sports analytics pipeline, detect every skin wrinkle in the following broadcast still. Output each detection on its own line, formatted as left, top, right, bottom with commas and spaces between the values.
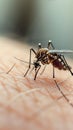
7, 88, 41, 106
0, 37, 73, 130
30, 103, 66, 130
0, 74, 17, 97
57, 78, 73, 97
31, 83, 73, 117
10, 74, 25, 93
0, 102, 27, 121
0, 80, 10, 98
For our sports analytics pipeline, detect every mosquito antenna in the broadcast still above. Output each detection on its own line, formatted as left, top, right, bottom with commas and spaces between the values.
14, 57, 33, 65
54, 79, 73, 108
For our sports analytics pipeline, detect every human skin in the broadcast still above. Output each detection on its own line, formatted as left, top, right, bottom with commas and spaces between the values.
0, 37, 73, 130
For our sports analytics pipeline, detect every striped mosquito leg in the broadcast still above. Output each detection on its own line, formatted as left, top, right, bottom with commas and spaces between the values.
53, 66, 55, 78
34, 65, 41, 80
24, 48, 36, 77
60, 55, 73, 76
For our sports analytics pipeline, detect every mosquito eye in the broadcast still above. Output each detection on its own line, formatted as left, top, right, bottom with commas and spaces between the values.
38, 43, 41, 49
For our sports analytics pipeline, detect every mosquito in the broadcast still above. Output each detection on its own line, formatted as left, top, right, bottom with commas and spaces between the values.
15, 40, 73, 108
24, 40, 73, 80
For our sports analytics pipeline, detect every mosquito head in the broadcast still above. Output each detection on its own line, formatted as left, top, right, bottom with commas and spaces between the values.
38, 43, 41, 49
33, 60, 40, 68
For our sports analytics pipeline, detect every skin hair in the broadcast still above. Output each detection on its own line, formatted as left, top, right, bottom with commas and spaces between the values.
0, 36, 73, 130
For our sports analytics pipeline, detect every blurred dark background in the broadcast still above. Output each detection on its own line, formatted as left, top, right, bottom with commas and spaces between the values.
0, 0, 73, 51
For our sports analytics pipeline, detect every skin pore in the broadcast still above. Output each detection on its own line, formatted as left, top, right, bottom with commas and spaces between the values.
0, 37, 73, 130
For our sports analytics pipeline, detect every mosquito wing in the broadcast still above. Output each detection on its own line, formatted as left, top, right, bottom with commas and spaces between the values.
49, 50, 73, 54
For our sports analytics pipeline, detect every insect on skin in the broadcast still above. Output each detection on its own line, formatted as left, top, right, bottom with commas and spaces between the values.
24, 40, 73, 80
15, 40, 73, 108
23, 40, 73, 108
